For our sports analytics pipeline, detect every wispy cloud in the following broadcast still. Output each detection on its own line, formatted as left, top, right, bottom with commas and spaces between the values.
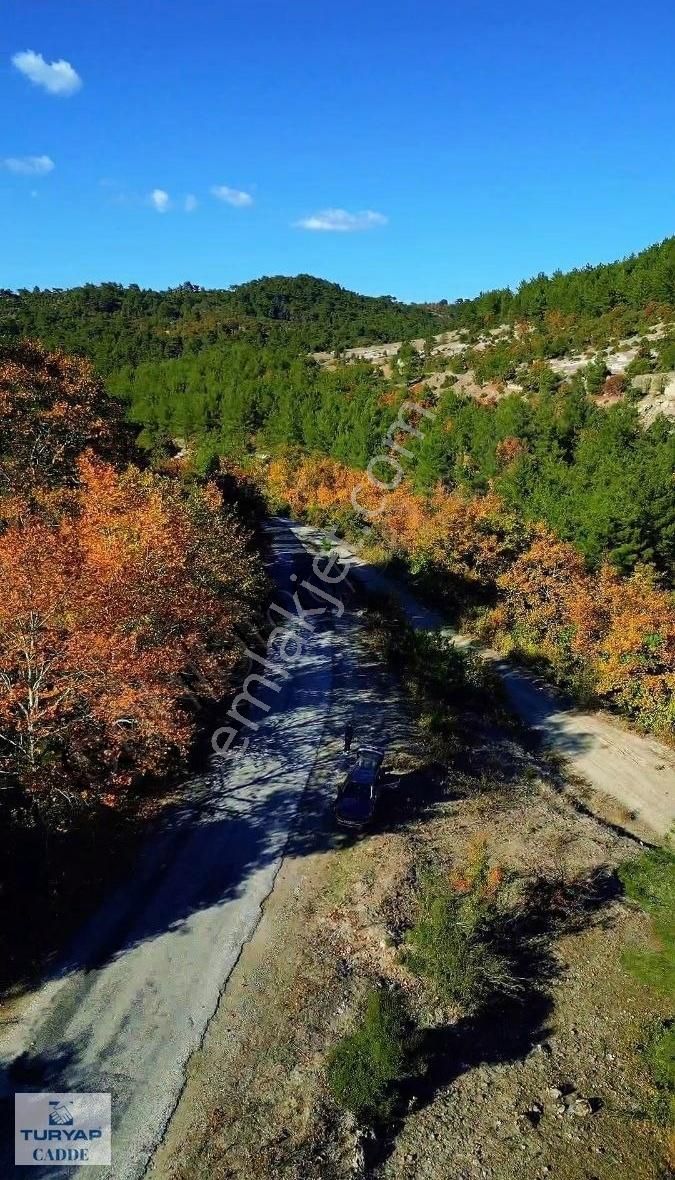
149, 188, 170, 214
210, 185, 253, 207
12, 49, 82, 97
3, 154, 55, 176
295, 208, 388, 232
184, 194, 198, 213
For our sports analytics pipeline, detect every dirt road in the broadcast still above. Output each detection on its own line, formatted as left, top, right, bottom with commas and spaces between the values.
283, 519, 675, 840
1, 517, 671, 1178
0, 522, 338, 1178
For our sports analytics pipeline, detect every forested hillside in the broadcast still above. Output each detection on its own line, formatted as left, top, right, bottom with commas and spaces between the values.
3, 236, 674, 376
443, 234, 675, 327
0, 275, 450, 374
2, 236, 674, 736
109, 340, 674, 580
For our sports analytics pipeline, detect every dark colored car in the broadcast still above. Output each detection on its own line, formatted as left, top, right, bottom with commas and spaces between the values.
335, 746, 385, 829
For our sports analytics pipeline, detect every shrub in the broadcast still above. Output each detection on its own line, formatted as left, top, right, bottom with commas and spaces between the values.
368, 606, 499, 715
405, 840, 521, 1010
326, 986, 415, 1120
619, 848, 675, 1127
583, 355, 609, 395
642, 1020, 675, 1126
657, 336, 675, 371
625, 353, 654, 378
619, 847, 675, 997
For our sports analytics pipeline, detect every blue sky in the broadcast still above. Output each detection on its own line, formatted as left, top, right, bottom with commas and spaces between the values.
2, 0, 675, 301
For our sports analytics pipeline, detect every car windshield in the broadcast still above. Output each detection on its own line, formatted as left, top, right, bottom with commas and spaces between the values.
361, 749, 381, 765
349, 751, 381, 783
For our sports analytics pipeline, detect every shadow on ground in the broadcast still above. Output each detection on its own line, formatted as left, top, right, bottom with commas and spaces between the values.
362, 865, 621, 1174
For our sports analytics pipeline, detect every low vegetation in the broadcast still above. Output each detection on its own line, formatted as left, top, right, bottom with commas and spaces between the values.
619, 847, 675, 1126
363, 594, 500, 728
619, 847, 675, 996
328, 843, 529, 1125
266, 451, 675, 738
327, 986, 417, 1121
405, 842, 520, 1010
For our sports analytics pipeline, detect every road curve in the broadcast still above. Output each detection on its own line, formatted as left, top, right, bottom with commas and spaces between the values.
282, 518, 675, 840
0, 522, 334, 1178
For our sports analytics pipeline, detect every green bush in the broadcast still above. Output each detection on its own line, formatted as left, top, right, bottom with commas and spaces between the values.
619, 846, 675, 997
642, 1020, 675, 1126
405, 843, 521, 1010
625, 353, 654, 378
619, 847, 675, 1127
657, 336, 675, 371
326, 986, 415, 1120
583, 355, 609, 395
369, 609, 498, 713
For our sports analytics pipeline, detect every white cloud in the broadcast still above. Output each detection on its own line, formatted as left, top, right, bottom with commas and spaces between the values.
3, 154, 55, 176
184, 194, 198, 213
295, 208, 388, 232
149, 188, 170, 214
210, 185, 253, 207
12, 49, 82, 97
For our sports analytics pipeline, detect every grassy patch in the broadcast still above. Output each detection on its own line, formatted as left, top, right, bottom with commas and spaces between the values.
641, 1020, 675, 1126
619, 847, 675, 1126
619, 846, 675, 997
327, 986, 417, 1122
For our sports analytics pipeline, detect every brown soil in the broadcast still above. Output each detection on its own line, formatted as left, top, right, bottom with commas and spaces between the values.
147, 616, 671, 1180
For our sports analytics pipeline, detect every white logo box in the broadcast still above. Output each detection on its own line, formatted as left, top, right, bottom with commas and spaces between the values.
15, 1093, 111, 1167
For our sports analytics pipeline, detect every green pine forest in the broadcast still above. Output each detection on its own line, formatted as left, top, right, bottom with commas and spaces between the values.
2, 236, 674, 583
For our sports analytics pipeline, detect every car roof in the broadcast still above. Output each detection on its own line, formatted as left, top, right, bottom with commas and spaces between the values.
354, 747, 384, 765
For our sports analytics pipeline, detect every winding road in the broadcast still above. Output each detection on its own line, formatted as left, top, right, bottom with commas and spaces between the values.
0, 516, 673, 1178
287, 518, 675, 839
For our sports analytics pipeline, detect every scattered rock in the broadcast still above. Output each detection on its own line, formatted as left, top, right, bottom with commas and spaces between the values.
570, 1098, 593, 1118
547, 1086, 563, 1100
523, 1103, 543, 1127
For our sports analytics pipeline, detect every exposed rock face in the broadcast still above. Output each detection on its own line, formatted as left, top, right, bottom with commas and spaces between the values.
631, 370, 675, 423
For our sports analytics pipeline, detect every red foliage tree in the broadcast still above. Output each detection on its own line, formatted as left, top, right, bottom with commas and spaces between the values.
0, 456, 262, 806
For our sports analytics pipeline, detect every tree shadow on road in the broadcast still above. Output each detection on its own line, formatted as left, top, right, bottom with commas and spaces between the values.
0, 1039, 88, 1178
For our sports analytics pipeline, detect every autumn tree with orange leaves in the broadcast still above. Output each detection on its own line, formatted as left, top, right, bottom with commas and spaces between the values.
0, 456, 263, 806
262, 452, 675, 737
0, 341, 132, 499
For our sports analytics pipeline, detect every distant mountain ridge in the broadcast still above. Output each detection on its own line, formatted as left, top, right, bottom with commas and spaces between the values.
0, 274, 450, 374
444, 235, 675, 326
1, 235, 673, 374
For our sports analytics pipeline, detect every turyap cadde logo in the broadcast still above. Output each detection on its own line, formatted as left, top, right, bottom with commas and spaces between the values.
15, 1093, 111, 1166
48, 1100, 74, 1126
